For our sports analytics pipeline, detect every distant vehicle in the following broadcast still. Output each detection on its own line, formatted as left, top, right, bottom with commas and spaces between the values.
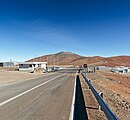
47, 67, 60, 72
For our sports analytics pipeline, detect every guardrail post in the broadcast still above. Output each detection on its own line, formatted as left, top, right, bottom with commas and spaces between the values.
98, 92, 103, 111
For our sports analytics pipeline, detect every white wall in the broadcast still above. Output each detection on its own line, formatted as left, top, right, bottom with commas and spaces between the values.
41, 64, 47, 69
19, 62, 47, 72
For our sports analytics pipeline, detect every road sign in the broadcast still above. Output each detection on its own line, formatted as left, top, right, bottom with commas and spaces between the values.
83, 64, 87, 68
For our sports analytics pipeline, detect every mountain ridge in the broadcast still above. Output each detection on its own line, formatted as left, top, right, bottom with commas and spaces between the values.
26, 51, 130, 67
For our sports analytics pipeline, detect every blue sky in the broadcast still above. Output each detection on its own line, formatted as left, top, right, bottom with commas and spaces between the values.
0, 0, 130, 61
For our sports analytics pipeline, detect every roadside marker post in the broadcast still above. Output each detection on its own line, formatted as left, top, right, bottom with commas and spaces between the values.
84, 68, 87, 78
93, 66, 96, 73
98, 92, 103, 111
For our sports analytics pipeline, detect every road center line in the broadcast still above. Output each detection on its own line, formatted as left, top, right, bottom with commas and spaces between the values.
0, 74, 63, 107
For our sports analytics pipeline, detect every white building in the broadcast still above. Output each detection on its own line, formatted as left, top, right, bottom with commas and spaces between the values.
111, 66, 130, 73
18, 62, 47, 72
0, 62, 15, 67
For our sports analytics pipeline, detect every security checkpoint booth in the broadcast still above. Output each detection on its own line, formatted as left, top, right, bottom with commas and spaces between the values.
18, 62, 47, 73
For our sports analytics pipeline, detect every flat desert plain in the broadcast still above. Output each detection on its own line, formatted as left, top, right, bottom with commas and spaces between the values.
0, 70, 43, 86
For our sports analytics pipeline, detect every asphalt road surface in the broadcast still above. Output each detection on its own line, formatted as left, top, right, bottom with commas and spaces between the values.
0, 69, 76, 120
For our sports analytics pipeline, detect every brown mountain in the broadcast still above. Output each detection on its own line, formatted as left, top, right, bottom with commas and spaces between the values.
26, 52, 130, 67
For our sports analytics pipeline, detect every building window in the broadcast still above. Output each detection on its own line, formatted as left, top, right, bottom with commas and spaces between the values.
38, 64, 41, 67
29, 64, 32, 67
0, 63, 3, 67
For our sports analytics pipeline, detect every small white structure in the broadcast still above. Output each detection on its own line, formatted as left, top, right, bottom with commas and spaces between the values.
0, 62, 15, 67
18, 62, 47, 72
98, 66, 112, 72
111, 66, 129, 73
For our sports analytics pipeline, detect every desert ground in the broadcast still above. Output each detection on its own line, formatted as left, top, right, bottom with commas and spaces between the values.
0, 67, 130, 119
81, 70, 130, 120
0, 70, 44, 86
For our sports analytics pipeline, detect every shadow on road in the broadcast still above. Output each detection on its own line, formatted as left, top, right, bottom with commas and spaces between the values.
74, 75, 88, 120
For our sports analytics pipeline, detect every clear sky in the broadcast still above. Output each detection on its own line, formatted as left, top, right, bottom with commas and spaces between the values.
0, 0, 130, 61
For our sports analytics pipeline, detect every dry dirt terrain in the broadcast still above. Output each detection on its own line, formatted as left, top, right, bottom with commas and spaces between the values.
81, 71, 130, 120
0, 70, 44, 86
80, 74, 107, 120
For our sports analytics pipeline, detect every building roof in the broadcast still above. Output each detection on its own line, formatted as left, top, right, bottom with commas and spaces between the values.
18, 62, 47, 64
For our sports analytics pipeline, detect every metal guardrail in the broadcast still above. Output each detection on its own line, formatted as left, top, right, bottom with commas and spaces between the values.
82, 73, 119, 120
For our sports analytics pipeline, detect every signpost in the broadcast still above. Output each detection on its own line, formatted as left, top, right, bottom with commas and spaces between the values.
83, 64, 88, 77
83, 64, 87, 68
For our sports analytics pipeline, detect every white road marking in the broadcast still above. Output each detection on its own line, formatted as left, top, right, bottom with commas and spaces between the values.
69, 75, 77, 120
0, 74, 63, 107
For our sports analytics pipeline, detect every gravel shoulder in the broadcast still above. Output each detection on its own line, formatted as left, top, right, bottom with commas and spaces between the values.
80, 74, 107, 120
85, 71, 130, 120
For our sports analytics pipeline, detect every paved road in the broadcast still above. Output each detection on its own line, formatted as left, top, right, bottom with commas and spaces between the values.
0, 70, 76, 120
